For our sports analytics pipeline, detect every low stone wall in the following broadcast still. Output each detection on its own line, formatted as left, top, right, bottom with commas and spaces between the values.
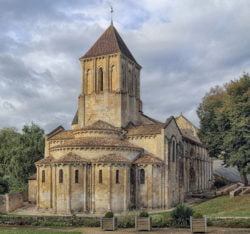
0, 193, 23, 213
0, 195, 6, 213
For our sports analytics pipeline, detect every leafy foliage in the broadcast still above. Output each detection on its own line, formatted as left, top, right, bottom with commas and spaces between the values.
104, 211, 114, 218
197, 73, 250, 185
0, 123, 44, 193
139, 211, 149, 217
170, 204, 193, 227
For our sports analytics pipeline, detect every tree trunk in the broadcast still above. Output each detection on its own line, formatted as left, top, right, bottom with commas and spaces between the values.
240, 171, 248, 186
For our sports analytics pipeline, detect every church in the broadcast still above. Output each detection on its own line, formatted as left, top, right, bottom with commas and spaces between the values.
30, 23, 213, 214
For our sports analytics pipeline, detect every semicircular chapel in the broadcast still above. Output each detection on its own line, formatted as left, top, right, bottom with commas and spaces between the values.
31, 24, 212, 214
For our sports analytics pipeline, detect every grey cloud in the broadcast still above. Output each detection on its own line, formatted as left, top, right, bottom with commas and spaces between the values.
0, 0, 250, 131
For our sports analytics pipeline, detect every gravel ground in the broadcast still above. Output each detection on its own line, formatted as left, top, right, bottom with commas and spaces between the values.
0, 226, 250, 233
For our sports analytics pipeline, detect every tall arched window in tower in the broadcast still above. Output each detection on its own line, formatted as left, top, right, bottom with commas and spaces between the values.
122, 66, 126, 91
140, 169, 145, 184
97, 67, 104, 92
59, 169, 63, 183
128, 70, 133, 95
85, 69, 92, 94
172, 140, 176, 162
110, 65, 116, 92
134, 74, 137, 96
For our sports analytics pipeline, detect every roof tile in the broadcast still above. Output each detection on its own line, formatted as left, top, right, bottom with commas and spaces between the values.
81, 25, 138, 65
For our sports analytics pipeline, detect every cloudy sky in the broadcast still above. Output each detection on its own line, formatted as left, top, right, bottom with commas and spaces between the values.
0, 0, 250, 132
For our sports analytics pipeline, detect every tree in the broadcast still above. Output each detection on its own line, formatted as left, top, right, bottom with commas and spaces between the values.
197, 73, 250, 185
0, 123, 44, 192
0, 168, 8, 194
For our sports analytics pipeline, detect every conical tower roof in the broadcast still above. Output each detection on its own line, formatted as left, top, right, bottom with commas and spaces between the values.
80, 25, 139, 65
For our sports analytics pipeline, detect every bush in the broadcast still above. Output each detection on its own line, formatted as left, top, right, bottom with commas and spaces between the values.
170, 204, 193, 227
104, 211, 114, 218
152, 215, 171, 228
82, 218, 100, 227
118, 214, 134, 228
139, 211, 149, 217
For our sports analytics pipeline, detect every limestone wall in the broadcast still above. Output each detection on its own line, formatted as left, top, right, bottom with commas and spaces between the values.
28, 179, 37, 203
0, 193, 23, 213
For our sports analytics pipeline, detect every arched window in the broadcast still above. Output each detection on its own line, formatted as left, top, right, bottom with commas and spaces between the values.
134, 75, 137, 96
59, 169, 63, 183
122, 66, 126, 91
97, 67, 104, 92
110, 65, 116, 92
128, 70, 133, 94
99, 170, 103, 184
172, 140, 176, 162
42, 170, 45, 183
140, 169, 145, 184
75, 170, 79, 183
130, 168, 135, 184
116, 170, 119, 184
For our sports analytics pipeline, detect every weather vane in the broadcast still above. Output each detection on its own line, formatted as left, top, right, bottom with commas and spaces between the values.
110, 5, 114, 25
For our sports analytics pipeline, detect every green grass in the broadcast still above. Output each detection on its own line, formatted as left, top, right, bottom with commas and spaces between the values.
151, 194, 250, 218
193, 194, 250, 217
0, 231, 80, 234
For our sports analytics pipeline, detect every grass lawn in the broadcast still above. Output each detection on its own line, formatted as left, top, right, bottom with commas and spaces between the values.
0, 231, 80, 234
151, 194, 250, 218
193, 194, 250, 217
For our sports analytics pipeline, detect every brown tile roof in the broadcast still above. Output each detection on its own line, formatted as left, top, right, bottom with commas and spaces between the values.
92, 154, 131, 163
134, 153, 164, 164
126, 123, 165, 136
181, 129, 201, 144
82, 120, 120, 131
51, 137, 143, 150
80, 25, 139, 65
54, 152, 88, 164
35, 156, 54, 165
49, 130, 74, 140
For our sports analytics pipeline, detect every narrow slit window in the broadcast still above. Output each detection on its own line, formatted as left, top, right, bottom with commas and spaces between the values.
99, 170, 103, 184
116, 170, 119, 184
140, 169, 145, 184
75, 170, 79, 183
59, 169, 63, 183
98, 68, 104, 92
172, 140, 176, 162
42, 170, 45, 183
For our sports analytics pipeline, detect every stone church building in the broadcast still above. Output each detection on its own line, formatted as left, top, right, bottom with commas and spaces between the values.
31, 24, 213, 214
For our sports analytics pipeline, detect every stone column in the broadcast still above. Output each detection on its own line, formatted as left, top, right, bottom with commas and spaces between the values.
36, 166, 40, 209
91, 164, 95, 213
50, 166, 53, 209
67, 165, 71, 214
123, 166, 128, 212
108, 165, 112, 211
53, 165, 57, 213
83, 164, 86, 212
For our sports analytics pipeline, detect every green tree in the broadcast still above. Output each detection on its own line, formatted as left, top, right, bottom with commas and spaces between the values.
0, 123, 44, 192
197, 73, 250, 185
0, 168, 8, 194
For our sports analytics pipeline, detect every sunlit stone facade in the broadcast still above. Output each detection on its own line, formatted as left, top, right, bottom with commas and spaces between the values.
31, 24, 212, 214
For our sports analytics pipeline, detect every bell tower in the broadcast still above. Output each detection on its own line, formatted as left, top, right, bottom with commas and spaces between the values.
73, 25, 143, 129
